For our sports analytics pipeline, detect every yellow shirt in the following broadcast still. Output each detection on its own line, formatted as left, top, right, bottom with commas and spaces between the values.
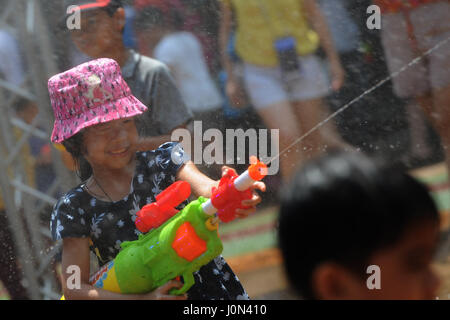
223, 0, 320, 67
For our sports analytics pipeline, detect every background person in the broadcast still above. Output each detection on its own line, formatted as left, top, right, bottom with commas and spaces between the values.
219, 0, 349, 181
375, 0, 450, 172
279, 150, 441, 299
135, 7, 225, 177
62, 0, 193, 151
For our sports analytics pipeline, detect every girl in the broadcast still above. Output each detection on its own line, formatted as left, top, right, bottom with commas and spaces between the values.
49, 58, 265, 300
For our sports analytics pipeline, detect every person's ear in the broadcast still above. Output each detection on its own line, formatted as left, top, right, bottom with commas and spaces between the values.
312, 263, 362, 300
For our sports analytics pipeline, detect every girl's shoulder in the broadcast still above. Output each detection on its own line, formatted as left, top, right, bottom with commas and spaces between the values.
53, 184, 88, 212
135, 142, 186, 172
50, 184, 92, 241
51, 183, 95, 225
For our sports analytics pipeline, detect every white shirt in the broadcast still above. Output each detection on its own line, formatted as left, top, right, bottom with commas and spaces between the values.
154, 31, 223, 112
0, 29, 25, 86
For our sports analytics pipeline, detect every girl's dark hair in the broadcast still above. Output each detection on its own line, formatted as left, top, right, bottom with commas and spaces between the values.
62, 131, 92, 182
278, 150, 440, 300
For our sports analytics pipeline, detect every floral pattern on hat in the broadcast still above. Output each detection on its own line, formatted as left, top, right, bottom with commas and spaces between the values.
48, 58, 148, 143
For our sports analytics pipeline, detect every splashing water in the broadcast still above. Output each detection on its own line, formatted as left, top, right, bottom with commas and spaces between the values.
265, 36, 450, 167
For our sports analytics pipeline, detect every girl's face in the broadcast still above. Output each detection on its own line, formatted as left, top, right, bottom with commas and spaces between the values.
82, 118, 139, 172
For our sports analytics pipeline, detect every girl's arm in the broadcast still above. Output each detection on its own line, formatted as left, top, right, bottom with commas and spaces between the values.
61, 237, 186, 300
176, 160, 218, 198
303, 0, 345, 91
177, 161, 266, 218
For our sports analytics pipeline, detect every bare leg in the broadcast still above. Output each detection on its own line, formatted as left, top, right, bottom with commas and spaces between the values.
405, 95, 433, 160
292, 98, 351, 158
256, 101, 303, 181
432, 85, 450, 173
416, 93, 434, 119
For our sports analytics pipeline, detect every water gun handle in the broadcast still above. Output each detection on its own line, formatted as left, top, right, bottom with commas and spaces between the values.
135, 181, 191, 233
202, 156, 268, 222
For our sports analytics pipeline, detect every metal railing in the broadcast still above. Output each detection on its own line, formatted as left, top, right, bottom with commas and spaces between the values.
0, 0, 77, 299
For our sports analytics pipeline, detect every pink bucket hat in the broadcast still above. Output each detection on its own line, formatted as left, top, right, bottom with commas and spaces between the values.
49, 58, 148, 143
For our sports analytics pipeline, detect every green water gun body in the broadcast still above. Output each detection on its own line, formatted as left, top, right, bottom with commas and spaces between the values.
89, 157, 268, 295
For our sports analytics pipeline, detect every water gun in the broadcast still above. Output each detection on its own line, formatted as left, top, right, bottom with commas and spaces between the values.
88, 156, 268, 296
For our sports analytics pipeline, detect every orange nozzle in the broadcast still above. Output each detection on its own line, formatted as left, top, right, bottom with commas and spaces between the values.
248, 156, 268, 181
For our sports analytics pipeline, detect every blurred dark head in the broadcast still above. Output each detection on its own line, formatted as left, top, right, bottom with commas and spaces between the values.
64, 0, 123, 16
134, 6, 184, 32
62, 0, 125, 58
133, 6, 184, 56
278, 150, 440, 299
13, 97, 38, 125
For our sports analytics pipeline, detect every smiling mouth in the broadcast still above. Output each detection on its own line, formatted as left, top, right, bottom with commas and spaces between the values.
109, 147, 129, 155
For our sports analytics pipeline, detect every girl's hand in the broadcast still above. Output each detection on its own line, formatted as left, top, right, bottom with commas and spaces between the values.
142, 280, 187, 300
221, 166, 266, 219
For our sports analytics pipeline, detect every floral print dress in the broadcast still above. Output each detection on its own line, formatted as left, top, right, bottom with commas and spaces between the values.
50, 142, 249, 300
